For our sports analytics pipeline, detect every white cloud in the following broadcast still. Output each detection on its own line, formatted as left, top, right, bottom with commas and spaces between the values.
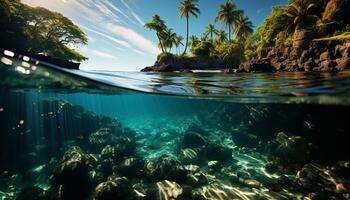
130, 11, 145, 26
106, 23, 159, 55
90, 50, 117, 59
83, 26, 131, 48
119, 0, 145, 26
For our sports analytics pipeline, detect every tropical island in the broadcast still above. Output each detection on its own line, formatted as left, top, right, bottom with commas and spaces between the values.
142, 0, 350, 72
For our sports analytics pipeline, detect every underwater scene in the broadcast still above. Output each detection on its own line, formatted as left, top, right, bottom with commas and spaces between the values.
1, 55, 350, 200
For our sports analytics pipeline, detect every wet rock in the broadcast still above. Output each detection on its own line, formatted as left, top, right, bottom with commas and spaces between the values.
145, 156, 188, 183
100, 137, 136, 164
182, 131, 206, 148
117, 157, 144, 179
50, 146, 92, 199
239, 58, 275, 72
205, 144, 232, 162
15, 186, 44, 200
320, 51, 331, 62
296, 163, 350, 197
94, 176, 130, 200
335, 57, 349, 70
269, 132, 318, 169
147, 180, 191, 200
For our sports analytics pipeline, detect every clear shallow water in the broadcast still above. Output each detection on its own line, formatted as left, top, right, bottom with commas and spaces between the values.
1, 54, 350, 199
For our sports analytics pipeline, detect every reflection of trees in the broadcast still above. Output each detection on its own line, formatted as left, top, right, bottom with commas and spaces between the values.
0, 0, 88, 62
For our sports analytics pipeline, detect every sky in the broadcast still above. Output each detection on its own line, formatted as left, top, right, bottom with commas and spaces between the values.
22, 0, 288, 71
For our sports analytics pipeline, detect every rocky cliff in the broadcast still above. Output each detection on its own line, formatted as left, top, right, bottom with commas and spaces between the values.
239, 39, 350, 72
239, 0, 350, 72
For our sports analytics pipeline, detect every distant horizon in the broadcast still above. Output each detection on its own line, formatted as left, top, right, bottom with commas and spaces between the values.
22, 0, 288, 71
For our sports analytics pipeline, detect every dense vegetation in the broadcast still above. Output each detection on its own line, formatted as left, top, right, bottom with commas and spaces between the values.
145, 0, 254, 68
252, 0, 350, 51
0, 0, 88, 62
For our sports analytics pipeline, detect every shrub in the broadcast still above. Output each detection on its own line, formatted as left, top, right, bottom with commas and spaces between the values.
214, 41, 245, 68
191, 41, 214, 57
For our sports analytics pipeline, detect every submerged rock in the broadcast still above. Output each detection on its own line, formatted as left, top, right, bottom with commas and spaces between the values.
182, 131, 206, 149
269, 132, 318, 169
100, 137, 136, 164
117, 157, 144, 179
145, 156, 188, 183
296, 163, 350, 198
94, 176, 130, 200
88, 128, 117, 153
147, 180, 191, 200
50, 146, 92, 199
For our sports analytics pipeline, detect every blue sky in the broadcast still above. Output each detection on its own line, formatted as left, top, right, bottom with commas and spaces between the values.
22, 0, 288, 71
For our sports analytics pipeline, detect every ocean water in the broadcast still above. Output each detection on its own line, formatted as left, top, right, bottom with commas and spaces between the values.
1, 53, 350, 200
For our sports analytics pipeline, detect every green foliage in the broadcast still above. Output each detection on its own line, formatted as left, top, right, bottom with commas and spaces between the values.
145, 15, 168, 53
213, 41, 245, 68
283, 0, 318, 27
0, 0, 88, 62
314, 32, 350, 41
191, 41, 213, 57
234, 14, 254, 41
254, 5, 298, 50
204, 24, 217, 42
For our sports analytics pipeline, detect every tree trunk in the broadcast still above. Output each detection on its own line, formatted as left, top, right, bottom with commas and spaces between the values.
183, 16, 189, 55
157, 32, 165, 53
228, 25, 231, 41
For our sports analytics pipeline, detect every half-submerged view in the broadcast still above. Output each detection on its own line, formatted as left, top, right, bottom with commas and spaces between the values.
1, 0, 350, 199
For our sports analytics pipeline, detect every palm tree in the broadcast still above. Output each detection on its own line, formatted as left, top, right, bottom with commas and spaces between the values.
204, 24, 217, 42
283, 0, 318, 52
215, 30, 227, 44
215, 0, 242, 40
234, 14, 254, 41
189, 35, 199, 51
179, 0, 200, 55
174, 35, 184, 55
161, 28, 177, 53
283, 0, 318, 30
145, 15, 167, 53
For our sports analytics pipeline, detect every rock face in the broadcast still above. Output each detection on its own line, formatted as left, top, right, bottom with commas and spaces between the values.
323, 0, 350, 23
50, 146, 92, 199
240, 40, 350, 72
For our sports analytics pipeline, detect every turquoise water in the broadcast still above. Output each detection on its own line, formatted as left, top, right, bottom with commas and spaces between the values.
1, 53, 350, 199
